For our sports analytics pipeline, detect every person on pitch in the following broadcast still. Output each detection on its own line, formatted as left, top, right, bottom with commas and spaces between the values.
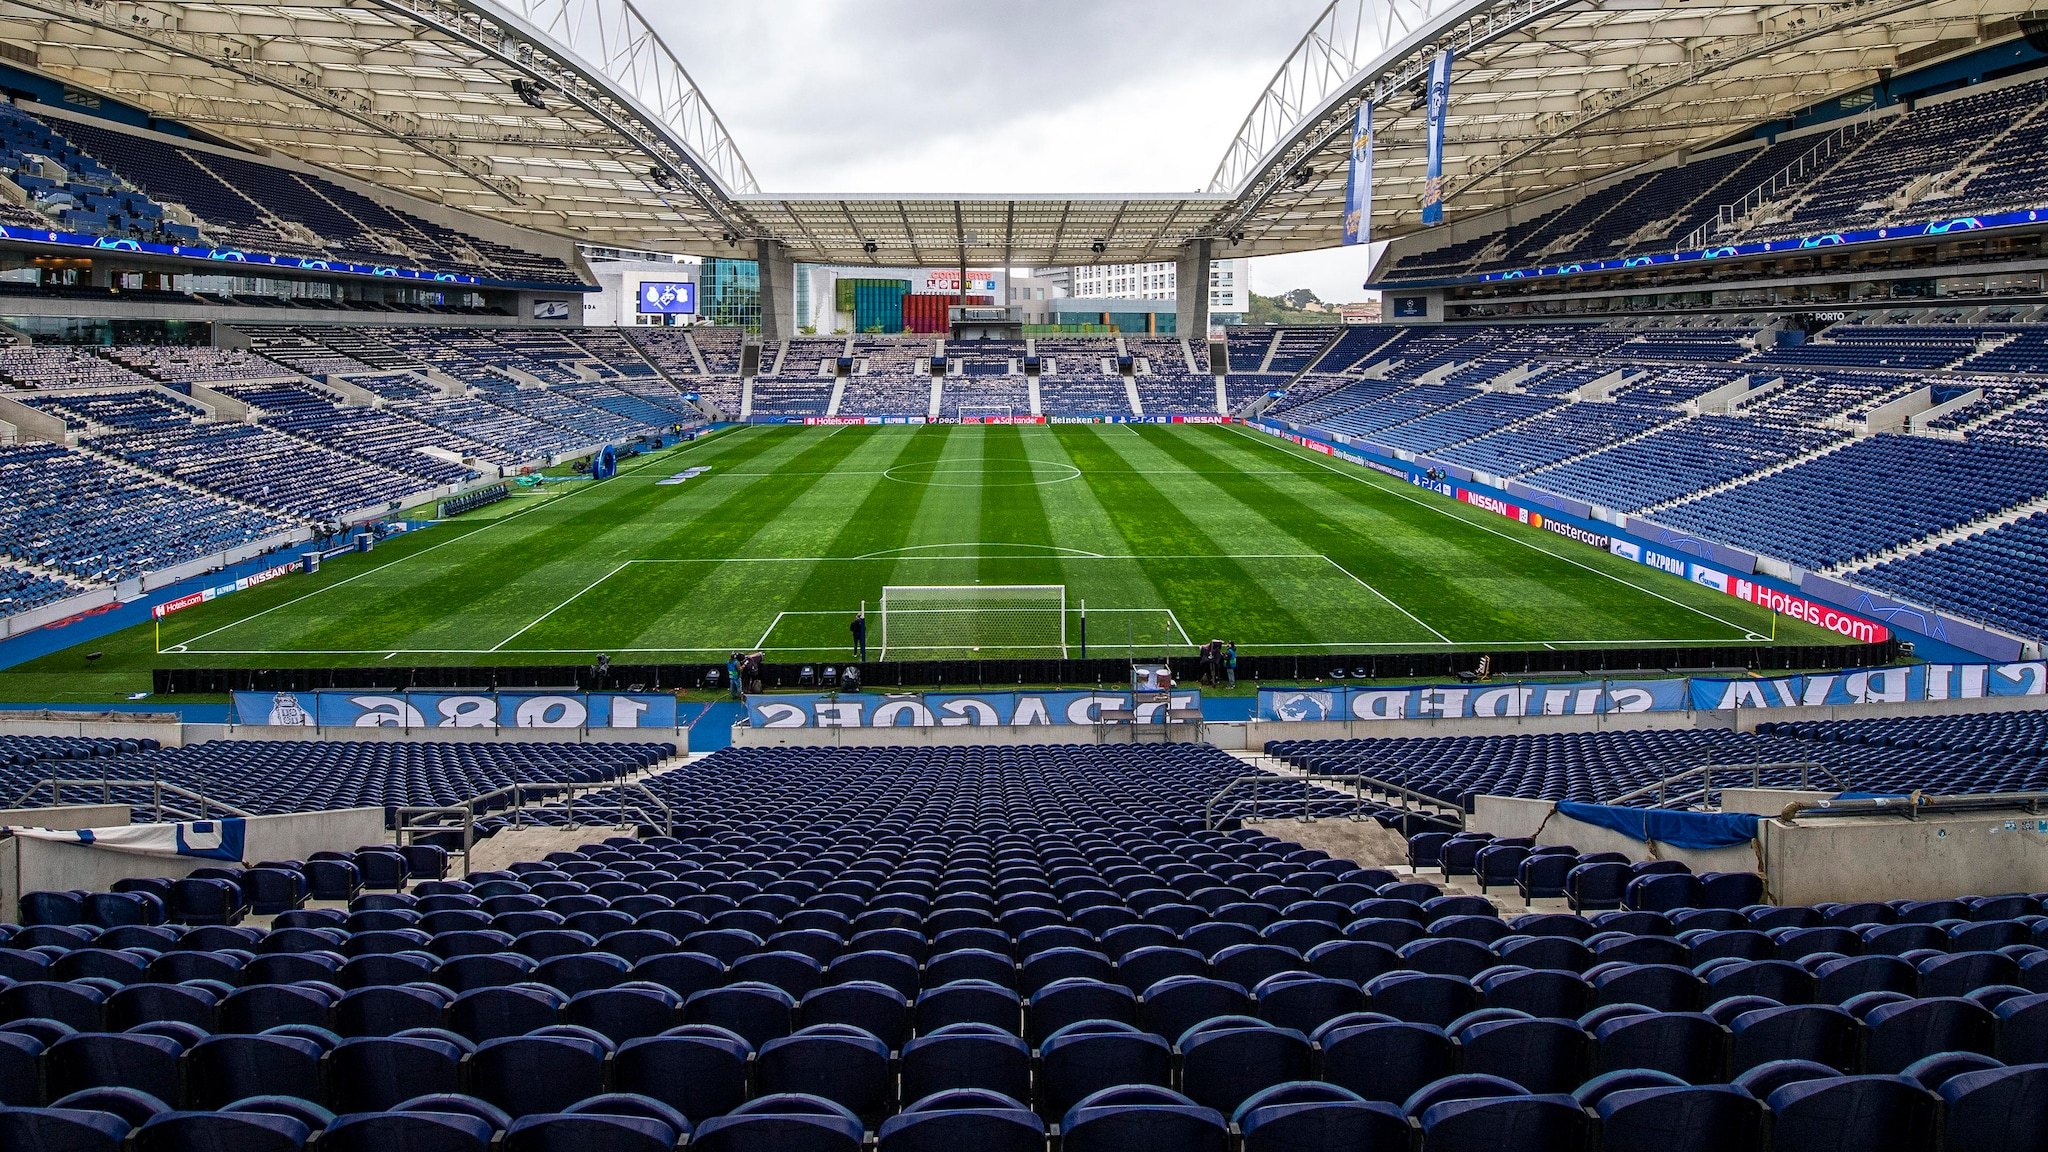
850, 609, 868, 662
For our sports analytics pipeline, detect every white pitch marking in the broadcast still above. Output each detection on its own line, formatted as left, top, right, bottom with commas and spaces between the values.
171, 426, 755, 651
1320, 555, 1453, 644
754, 612, 787, 650
1223, 423, 1761, 640
490, 561, 631, 652
176, 636, 1744, 658
853, 542, 1107, 560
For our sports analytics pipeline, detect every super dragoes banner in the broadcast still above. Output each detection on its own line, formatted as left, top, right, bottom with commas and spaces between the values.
746, 690, 1202, 728
1256, 662, 2046, 721
235, 690, 678, 729
1257, 678, 1690, 721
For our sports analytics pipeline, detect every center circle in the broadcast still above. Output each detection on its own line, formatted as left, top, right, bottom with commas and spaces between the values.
882, 461, 1082, 488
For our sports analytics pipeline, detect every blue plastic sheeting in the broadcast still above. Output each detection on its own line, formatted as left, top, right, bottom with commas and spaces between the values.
1556, 801, 1761, 850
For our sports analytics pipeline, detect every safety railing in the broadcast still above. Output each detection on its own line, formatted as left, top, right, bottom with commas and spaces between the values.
392, 777, 674, 877
1780, 790, 2048, 823
1604, 761, 1839, 811
6, 778, 253, 823
1204, 769, 1463, 833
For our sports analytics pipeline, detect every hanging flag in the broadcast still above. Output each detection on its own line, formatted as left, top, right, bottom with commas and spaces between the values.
5, 818, 248, 861
1341, 101, 1374, 246
1421, 48, 1455, 225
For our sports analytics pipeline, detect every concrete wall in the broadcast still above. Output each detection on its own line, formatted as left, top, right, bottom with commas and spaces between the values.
183, 725, 684, 751
3, 806, 387, 924
1762, 811, 2048, 905
733, 723, 1237, 750
0, 587, 118, 639
1469, 794, 1759, 873
0, 716, 185, 747
0, 804, 134, 922
1250, 708, 1730, 748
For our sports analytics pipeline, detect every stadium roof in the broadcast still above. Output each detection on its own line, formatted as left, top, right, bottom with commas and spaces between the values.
0, 0, 2036, 265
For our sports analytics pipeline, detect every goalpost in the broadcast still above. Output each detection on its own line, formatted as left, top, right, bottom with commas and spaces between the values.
956, 405, 1014, 424
878, 585, 1067, 656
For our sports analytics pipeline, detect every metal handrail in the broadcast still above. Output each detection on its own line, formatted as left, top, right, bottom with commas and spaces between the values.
394, 804, 476, 878
1781, 790, 2048, 823
1604, 762, 1837, 810
463, 778, 674, 837
1204, 770, 1463, 832
7, 778, 254, 822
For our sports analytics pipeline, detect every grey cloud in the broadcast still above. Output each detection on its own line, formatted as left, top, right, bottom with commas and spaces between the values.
643, 1, 1327, 191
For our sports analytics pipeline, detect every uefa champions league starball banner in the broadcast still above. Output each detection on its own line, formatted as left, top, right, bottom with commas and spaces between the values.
1420, 48, 1454, 226
747, 689, 1202, 729
1342, 101, 1373, 246
235, 690, 679, 729
1256, 661, 2047, 721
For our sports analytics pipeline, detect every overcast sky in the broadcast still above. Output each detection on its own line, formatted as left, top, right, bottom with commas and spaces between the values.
641, 1, 1376, 302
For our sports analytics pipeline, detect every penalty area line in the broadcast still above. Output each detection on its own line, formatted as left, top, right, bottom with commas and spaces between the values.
489, 562, 632, 652
1320, 555, 1452, 644
1225, 424, 1763, 641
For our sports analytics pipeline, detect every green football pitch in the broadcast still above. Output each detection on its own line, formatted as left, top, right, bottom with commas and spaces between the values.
34, 421, 1847, 687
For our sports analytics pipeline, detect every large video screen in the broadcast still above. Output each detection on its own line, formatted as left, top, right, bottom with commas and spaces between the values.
638, 281, 698, 315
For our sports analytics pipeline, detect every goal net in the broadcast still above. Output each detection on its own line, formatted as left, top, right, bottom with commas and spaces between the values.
879, 584, 1066, 656
956, 405, 1014, 424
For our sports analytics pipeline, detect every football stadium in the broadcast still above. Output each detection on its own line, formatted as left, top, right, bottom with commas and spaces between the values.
3, 1, 2048, 1149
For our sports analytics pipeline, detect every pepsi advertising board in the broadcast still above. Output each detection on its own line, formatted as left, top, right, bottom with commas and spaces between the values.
637, 281, 698, 315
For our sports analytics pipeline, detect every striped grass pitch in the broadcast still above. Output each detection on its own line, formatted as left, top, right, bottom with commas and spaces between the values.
69, 422, 1844, 674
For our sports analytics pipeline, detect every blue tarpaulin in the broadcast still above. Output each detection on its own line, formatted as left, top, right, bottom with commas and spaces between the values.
1556, 801, 1760, 850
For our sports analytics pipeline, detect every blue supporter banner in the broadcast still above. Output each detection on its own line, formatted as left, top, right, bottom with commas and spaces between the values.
747, 690, 1202, 729
1687, 662, 2047, 711
233, 690, 678, 729
1421, 48, 1454, 225
1253, 662, 2047, 721
1257, 678, 1689, 722
1342, 101, 1374, 246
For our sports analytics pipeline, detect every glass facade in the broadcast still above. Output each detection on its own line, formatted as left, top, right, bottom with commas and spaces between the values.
701, 257, 761, 331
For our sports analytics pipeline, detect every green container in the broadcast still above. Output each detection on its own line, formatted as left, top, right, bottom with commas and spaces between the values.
851, 280, 907, 333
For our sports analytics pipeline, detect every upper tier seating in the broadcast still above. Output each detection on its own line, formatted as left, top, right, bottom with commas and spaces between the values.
1380, 73, 2048, 281
1651, 435, 2048, 569
0, 443, 294, 585
91, 423, 437, 522
0, 101, 175, 242
49, 113, 581, 284
1520, 417, 1845, 512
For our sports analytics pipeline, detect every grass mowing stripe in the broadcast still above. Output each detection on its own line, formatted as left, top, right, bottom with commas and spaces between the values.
1060, 424, 1328, 650
771, 427, 961, 647
509, 426, 883, 654
1118, 425, 1451, 645
1208, 423, 1799, 642
225, 426, 803, 653
168, 427, 763, 652
1026, 428, 1186, 654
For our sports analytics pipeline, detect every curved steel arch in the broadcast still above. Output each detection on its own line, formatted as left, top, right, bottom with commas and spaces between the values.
1208, 0, 1489, 196
470, 0, 760, 196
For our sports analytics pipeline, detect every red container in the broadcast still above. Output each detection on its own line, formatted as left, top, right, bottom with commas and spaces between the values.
901, 293, 999, 333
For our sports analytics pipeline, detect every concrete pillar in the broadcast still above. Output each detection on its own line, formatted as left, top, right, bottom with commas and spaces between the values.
1174, 239, 1212, 341
755, 239, 797, 345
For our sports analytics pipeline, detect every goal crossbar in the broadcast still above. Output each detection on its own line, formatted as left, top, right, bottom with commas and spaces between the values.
878, 584, 1066, 657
